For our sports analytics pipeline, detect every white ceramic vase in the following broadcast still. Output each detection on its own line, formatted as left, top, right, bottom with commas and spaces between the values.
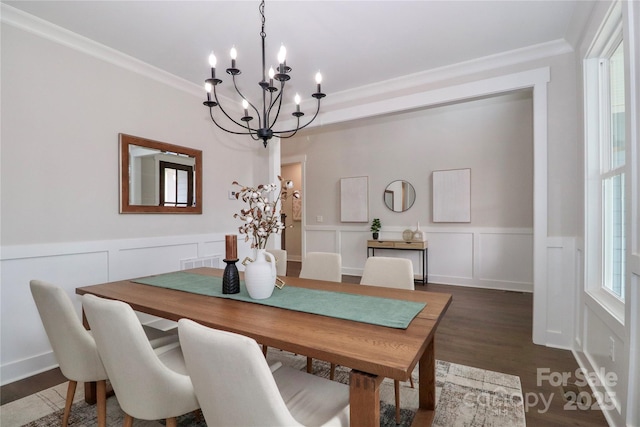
244, 249, 277, 299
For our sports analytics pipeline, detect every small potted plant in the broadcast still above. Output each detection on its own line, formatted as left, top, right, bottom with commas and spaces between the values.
370, 218, 381, 240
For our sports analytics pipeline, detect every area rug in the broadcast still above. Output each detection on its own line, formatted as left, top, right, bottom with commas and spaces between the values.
1, 352, 525, 426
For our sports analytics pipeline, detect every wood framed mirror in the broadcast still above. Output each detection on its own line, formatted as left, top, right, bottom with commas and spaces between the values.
119, 134, 202, 214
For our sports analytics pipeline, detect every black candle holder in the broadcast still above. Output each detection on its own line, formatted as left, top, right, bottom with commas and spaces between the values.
222, 259, 240, 294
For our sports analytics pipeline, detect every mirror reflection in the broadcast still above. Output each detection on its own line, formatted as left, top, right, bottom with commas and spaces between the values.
120, 134, 202, 214
383, 180, 416, 212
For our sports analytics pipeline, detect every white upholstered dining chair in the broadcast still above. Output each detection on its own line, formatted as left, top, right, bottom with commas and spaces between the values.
299, 251, 342, 375
360, 256, 415, 289
299, 252, 342, 282
178, 318, 350, 427
81, 294, 199, 427
360, 256, 415, 423
29, 280, 179, 427
29, 280, 109, 427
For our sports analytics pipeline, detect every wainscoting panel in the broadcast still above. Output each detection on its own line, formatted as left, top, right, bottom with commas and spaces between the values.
305, 226, 533, 292
340, 230, 370, 276
426, 231, 474, 283
1, 251, 110, 384
544, 237, 576, 348
478, 232, 533, 287
579, 305, 626, 421
113, 243, 200, 281
0, 233, 230, 385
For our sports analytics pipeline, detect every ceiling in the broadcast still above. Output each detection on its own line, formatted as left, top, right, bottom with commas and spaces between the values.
3, 0, 585, 105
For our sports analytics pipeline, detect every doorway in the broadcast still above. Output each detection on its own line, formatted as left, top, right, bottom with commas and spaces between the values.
281, 162, 303, 262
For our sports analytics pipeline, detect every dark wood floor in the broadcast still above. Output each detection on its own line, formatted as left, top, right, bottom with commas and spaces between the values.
2, 262, 609, 426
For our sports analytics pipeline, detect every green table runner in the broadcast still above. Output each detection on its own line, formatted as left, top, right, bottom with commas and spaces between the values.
133, 271, 425, 329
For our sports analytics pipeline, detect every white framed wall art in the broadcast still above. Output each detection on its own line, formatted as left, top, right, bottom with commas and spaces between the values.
433, 168, 471, 222
340, 176, 368, 222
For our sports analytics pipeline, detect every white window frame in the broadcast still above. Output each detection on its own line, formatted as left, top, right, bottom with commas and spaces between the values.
584, 1, 627, 323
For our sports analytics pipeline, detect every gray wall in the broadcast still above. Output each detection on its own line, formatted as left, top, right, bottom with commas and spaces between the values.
0, 24, 268, 247
282, 91, 534, 231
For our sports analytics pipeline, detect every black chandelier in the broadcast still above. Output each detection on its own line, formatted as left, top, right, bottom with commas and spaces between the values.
203, 0, 325, 148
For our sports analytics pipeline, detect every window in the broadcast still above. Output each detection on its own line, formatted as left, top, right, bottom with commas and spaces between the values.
159, 161, 194, 207
584, 3, 627, 322
600, 40, 626, 300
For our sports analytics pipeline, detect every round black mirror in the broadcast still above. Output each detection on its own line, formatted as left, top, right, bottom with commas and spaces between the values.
383, 180, 416, 212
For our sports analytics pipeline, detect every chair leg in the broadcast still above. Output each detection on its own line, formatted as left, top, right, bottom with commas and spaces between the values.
409, 376, 415, 388
166, 417, 178, 427
330, 363, 336, 380
306, 357, 313, 373
96, 380, 107, 427
62, 380, 77, 427
394, 380, 401, 424
123, 413, 134, 427
262, 344, 268, 357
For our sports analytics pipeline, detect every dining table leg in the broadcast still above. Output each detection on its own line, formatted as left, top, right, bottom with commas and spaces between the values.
412, 335, 437, 425
349, 370, 383, 426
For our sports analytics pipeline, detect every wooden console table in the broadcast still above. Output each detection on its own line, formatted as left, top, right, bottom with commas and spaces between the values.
367, 240, 428, 285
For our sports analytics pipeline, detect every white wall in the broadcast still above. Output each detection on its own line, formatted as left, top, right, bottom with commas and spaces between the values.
0, 14, 265, 384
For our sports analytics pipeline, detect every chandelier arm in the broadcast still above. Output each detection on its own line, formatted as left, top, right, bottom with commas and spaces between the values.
275, 116, 302, 139
213, 84, 257, 131
273, 99, 321, 134
231, 74, 264, 129
267, 89, 281, 111
208, 109, 258, 136
244, 119, 261, 141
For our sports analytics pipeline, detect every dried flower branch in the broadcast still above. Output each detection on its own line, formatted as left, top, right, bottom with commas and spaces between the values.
233, 176, 300, 249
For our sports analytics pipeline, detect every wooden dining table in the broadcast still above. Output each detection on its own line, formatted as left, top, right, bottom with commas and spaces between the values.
76, 267, 451, 426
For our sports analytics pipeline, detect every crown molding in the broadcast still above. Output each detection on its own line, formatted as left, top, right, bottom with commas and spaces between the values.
3, 3, 571, 120
1, 3, 203, 99
319, 38, 572, 110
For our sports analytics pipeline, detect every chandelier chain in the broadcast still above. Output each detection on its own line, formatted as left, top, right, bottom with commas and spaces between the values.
259, 0, 266, 39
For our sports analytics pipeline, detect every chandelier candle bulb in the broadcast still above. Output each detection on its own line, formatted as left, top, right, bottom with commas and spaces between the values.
278, 44, 286, 72
315, 72, 322, 93
209, 52, 217, 78
225, 235, 238, 260
242, 99, 249, 117
230, 46, 237, 69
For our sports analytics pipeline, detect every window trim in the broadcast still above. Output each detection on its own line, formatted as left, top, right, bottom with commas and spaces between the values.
584, 1, 626, 323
